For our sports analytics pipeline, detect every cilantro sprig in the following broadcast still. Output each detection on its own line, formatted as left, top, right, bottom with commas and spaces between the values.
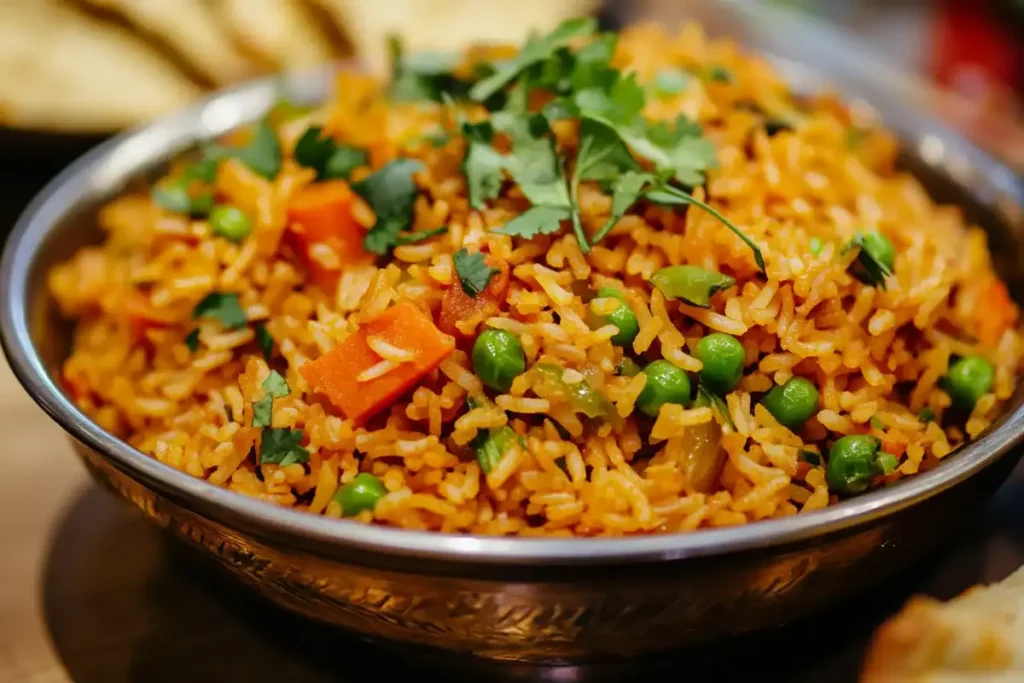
203, 117, 282, 180
293, 125, 368, 180
193, 292, 247, 329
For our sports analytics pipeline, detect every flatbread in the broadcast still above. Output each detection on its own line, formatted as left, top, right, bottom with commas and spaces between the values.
0, 0, 200, 132
861, 566, 1024, 682
76, 0, 256, 85
312, 0, 600, 74
216, 0, 336, 71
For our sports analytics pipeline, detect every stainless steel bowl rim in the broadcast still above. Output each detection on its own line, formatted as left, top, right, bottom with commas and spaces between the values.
3, 64, 1023, 567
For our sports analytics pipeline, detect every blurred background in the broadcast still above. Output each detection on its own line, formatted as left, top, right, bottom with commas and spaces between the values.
1, 1, 1020, 174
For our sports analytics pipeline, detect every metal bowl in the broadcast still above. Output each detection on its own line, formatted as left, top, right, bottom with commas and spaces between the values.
3, 26, 1024, 663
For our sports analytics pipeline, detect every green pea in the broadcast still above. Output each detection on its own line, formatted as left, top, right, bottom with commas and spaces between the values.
636, 360, 692, 417
472, 329, 525, 392
334, 472, 387, 516
592, 287, 639, 347
696, 333, 746, 394
761, 376, 819, 431
944, 356, 995, 412
826, 435, 882, 495
210, 205, 252, 243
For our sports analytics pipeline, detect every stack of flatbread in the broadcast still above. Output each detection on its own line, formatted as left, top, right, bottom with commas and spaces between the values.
0, 0, 597, 133
861, 566, 1024, 682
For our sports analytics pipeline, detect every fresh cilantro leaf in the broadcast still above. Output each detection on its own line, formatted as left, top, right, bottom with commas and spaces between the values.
294, 126, 336, 174
569, 34, 618, 92
262, 370, 290, 398
258, 428, 309, 466
204, 117, 282, 179
394, 226, 449, 245
352, 158, 425, 254
799, 450, 821, 467
696, 384, 735, 430
183, 158, 219, 183
541, 97, 578, 123
645, 185, 765, 271
255, 323, 274, 361
573, 73, 646, 128
465, 142, 507, 209
184, 329, 200, 353
470, 17, 598, 101
324, 146, 368, 180
193, 292, 247, 329
918, 407, 935, 423
503, 117, 571, 208
624, 115, 717, 187
651, 68, 689, 98
252, 394, 273, 428
590, 170, 653, 245
293, 126, 367, 180
574, 119, 639, 183
494, 205, 571, 238
452, 248, 499, 297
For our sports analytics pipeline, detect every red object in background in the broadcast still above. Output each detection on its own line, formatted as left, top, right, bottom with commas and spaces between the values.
931, 0, 1021, 101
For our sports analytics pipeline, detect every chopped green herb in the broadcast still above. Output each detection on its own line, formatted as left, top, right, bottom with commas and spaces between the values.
453, 248, 499, 297
651, 68, 689, 98
695, 384, 735, 430
494, 205, 571, 238
258, 428, 309, 467
574, 118, 640, 184
443, 97, 508, 210
870, 415, 884, 431
394, 226, 449, 245
324, 146, 368, 180
352, 158, 425, 254
591, 170, 654, 245
255, 323, 274, 361
184, 329, 200, 353
193, 292, 247, 329
707, 65, 733, 83
262, 370, 290, 398
470, 17, 598, 101
294, 125, 368, 180
809, 237, 824, 256
878, 452, 900, 475
183, 158, 219, 184
204, 117, 282, 180
471, 425, 524, 474
623, 115, 718, 188
252, 394, 273, 428
649, 265, 737, 308
798, 449, 822, 467
918, 407, 935, 423
844, 231, 895, 288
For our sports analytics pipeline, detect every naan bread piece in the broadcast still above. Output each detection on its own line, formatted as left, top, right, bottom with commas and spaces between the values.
311, 0, 599, 74
861, 567, 1024, 683
0, 0, 200, 132
76, 0, 256, 85
215, 0, 336, 70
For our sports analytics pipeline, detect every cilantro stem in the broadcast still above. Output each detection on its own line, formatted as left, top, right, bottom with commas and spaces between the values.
649, 186, 765, 271
568, 171, 590, 253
